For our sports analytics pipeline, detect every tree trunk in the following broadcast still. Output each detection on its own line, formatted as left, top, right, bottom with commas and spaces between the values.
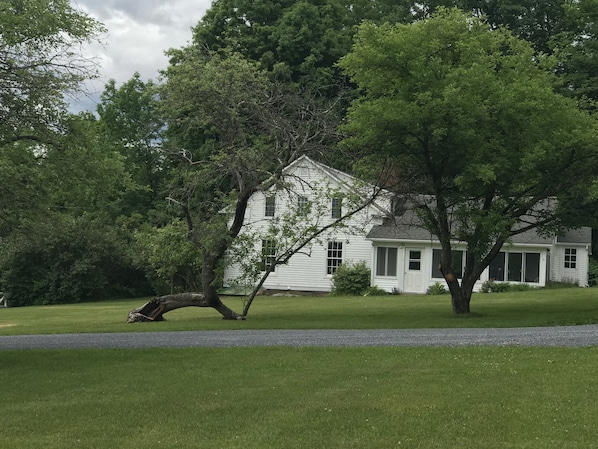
450, 288, 471, 314
447, 275, 476, 315
127, 293, 245, 323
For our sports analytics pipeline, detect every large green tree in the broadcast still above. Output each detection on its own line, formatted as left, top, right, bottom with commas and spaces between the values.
126, 49, 342, 320
429, 1, 598, 103
552, 0, 598, 103
192, 0, 414, 91
339, 8, 598, 314
0, 0, 104, 146
427, 0, 569, 53
0, 0, 106, 243
97, 73, 168, 221
0, 113, 152, 305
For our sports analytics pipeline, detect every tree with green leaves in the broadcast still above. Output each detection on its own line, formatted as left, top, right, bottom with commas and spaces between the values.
0, 112, 153, 305
192, 0, 414, 91
426, 0, 569, 54
427, 1, 598, 103
339, 8, 598, 314
1, 0, 104, 243
126, 49, 343, 321
552, 0, 598, 103
96, 73, 168, 221
0, 0, 104, 146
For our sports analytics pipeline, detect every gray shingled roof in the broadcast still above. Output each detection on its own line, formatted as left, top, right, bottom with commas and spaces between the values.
556, 227, 592, 244
367, 210, 591, 246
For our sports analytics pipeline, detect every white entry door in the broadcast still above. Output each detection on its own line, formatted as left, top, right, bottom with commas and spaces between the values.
404, 248, 425, 293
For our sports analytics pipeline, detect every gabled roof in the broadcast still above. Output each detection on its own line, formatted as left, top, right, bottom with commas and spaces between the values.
283, 155, 359, 188
283, 155, 391, 216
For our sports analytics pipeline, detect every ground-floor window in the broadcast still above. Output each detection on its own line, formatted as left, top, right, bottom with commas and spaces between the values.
376, 247, 398, 277
489, 251, 540, 283
524, 253, 540, 282
564, 248, 577, 269
327, 241, 343, 274
260, 239, 277, 272
431, 249, 464, 279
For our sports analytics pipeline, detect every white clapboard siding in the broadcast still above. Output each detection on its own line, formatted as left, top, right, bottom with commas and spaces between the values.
223, 156, 387, 292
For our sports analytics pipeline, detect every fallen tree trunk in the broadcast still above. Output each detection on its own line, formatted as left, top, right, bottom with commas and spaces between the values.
127, 293, 245, 322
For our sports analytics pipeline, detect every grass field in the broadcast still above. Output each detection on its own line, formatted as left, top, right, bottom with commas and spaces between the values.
1, 289, 598, 448
1, 287, 598, 335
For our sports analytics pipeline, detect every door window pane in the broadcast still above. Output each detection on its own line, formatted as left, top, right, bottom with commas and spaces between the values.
408, 250, 421, 271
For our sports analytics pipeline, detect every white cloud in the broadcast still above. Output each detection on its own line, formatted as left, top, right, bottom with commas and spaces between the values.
70, 0, 213, 112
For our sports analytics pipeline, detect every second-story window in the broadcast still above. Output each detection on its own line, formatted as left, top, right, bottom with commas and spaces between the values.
265, 195, 276, 217
297, 195, 309, 214
331, 196, 342, 219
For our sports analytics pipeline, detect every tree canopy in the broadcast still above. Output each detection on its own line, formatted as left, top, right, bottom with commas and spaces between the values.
156, 48, 342, 318
0, 0, 104, 146
339, 8, 598, 313
191, 0, 414, 91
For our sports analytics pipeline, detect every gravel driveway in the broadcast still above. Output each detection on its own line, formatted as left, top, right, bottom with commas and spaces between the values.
2, 325, 598, 350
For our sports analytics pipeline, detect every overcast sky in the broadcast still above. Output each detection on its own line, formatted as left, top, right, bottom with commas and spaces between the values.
71, 0, 213, 113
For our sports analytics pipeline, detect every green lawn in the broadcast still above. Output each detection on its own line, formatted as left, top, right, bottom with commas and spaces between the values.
1, 289, 598, 448
1, 346, 597, 449
1, 288, 598, 335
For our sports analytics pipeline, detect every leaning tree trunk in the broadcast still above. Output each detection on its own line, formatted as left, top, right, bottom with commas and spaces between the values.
127, 239, 246, 323
127, 293, 245, 323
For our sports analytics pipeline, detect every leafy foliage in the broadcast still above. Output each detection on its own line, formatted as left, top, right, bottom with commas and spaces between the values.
0, 0, 104, 146
0, 219, 150, 306
480, 280, 536, 293
132, 222, 202, 295
426, 282, 448, 295
96, 73, 167, 221
331, 261, 371, 296
339, 8, 598, 313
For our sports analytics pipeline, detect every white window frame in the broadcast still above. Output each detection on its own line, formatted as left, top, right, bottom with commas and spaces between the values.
331, 197, 342, 219
376, 247, 398, 277
265, 196, 276, 217
489, 251, 541, 283
260, 239, 277, 272
327, 241, 343, 275
564, 248, 577, 269
297, 195, 309, 214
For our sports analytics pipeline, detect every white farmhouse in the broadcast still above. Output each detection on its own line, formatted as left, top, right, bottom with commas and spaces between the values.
223, 156, 591, 293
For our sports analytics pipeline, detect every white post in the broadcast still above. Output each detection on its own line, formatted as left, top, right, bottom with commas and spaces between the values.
0, 292, 5, 307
